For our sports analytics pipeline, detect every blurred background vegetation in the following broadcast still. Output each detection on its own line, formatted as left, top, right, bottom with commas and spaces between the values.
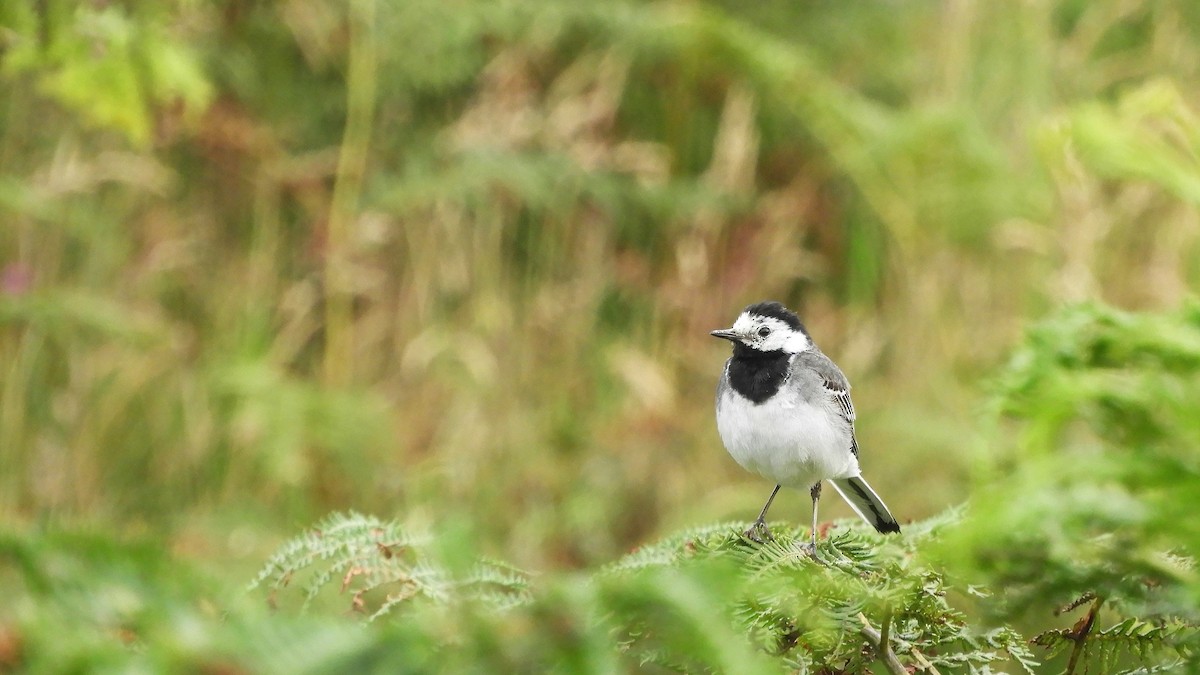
2, 0, 1200, 671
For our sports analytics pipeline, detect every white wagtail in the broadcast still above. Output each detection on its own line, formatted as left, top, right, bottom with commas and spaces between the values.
711, 301, 900, 549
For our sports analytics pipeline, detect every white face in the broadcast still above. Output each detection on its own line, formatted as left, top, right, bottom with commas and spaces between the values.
730, 312, 811, 353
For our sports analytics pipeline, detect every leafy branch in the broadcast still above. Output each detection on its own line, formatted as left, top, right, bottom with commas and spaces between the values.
252, 512, 1037, 672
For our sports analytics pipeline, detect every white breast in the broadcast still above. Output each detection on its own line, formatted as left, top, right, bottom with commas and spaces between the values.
716, 378, 860, 488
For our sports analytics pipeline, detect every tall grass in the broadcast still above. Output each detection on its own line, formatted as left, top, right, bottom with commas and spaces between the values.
1, 0, 1199, 574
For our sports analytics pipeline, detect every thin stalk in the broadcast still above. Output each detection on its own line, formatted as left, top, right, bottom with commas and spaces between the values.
878, 605, 893, 663
324, 0, 377, 387
859, 612, 906, 675
1065, 596, 1104, 675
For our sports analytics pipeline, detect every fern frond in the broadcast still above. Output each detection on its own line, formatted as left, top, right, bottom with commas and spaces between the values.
249, 511, 530, 618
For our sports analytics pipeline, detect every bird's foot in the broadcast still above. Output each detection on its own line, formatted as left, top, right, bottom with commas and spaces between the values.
798, 540, 825, 564
742, 519, 774, 544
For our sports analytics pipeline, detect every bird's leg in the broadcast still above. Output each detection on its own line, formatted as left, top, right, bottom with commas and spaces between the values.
803, 481, 822, 556
744, 484, 781, 543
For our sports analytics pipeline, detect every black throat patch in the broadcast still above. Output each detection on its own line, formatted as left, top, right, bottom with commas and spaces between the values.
727, 345, 790, 404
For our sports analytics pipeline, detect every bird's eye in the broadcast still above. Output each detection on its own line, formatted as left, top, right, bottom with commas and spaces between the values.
758, 327, 771, 337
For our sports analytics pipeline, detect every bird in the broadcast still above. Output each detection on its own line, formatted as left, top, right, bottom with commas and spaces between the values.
711, 300, 900, 551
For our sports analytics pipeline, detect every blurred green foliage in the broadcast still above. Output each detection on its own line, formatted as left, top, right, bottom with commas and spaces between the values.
244, 512, 1043, 673
3, 0, 1200, 671
936, 302, 1200, 668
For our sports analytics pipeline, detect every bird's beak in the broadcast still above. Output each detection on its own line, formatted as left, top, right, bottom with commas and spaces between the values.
710, 328, 740, 342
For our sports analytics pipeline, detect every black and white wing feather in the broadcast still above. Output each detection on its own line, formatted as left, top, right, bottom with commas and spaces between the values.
794, 350, 858, 456
793, 350, 901, 534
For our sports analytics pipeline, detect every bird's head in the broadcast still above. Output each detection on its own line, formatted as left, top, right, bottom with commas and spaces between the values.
710, 301, 812, 355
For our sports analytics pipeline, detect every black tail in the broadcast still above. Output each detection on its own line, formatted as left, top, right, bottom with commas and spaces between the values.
828, 475, 901, 534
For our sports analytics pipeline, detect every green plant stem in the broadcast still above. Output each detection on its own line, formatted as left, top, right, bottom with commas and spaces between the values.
878, 605, 892, 662
859, 612, 905, 675
324, 0, 377, 387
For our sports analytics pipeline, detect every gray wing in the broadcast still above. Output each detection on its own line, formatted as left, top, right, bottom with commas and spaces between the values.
792, 350, 859, 456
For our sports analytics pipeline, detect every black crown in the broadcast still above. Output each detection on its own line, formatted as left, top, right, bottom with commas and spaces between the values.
744, 301, 805, 333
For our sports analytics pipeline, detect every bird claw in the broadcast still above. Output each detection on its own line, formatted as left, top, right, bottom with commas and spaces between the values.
742, 519, 774, 543
798, 540, 826, 564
